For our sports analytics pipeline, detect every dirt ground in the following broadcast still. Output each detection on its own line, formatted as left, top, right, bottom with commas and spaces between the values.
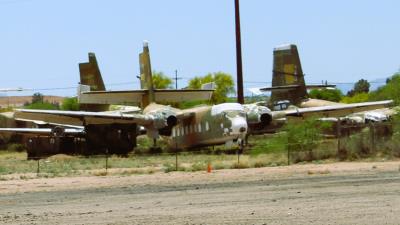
1, 161, 400, 225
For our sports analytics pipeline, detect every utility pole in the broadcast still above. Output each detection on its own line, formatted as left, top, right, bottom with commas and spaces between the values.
173, 70, 182, 90
235, 0, 244, 104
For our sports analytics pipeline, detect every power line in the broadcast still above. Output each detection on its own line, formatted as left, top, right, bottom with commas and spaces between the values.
172, 70, 183, 90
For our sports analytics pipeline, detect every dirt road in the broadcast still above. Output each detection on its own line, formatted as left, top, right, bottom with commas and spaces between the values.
1, 161, 400, 225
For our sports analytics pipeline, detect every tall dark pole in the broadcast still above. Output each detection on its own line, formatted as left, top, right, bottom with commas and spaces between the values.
174, 69, 182, 90
175, 70, 178, 89
235, 0, 244, 104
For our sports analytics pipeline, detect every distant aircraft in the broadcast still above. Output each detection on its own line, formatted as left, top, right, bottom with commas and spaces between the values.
258, 44, 394, 122
259, 44, 337, 109
0, 88, 24, 92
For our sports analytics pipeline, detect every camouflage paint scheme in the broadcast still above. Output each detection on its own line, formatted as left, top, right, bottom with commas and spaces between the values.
260, 44, 336, 107
10, 42, 249, 150
77, 42, 214, 108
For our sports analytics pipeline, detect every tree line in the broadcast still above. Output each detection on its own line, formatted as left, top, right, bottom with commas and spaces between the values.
23, 71, 400, 111
309, 73, 400, 105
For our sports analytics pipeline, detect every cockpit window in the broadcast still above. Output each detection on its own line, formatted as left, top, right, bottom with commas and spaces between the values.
224, 110, 246, 118
211, 103, 244, 116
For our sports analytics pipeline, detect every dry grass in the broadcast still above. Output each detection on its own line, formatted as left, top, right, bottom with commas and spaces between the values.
0, 149, 295, 180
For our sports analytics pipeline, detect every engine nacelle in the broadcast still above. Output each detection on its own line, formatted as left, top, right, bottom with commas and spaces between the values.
51, 126, 65, 137
259, 113, 272, 126
151, 111, 178, 130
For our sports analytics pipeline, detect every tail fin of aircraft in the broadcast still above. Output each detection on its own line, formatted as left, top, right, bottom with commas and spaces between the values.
139, 41, 155, 107
77, 42, 214, 108
261, 44, 335, 105
78, 53, 109, 112
270, 44, 307, 105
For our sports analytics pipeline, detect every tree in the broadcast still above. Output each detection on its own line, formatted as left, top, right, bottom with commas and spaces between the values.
25, 92, 59, 110
347, 79, 370, 97
32, 92, 44, 104
152, 71, 173, 89
61, 97, 80, 111
308, 88, 343, 102
369, 73, 400, 105
341, 92, 369, 103
188, 72, 235, 104
25, 102, 59, 110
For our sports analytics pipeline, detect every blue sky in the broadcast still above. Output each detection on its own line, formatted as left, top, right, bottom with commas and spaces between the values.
0, 0, 399, 96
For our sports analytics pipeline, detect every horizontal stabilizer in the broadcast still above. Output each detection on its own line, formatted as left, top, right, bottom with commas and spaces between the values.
78, 89, 214, 105
261, 84, 336, 92
201, 82, 215, 90
260, 85, 300, 92
305, 84, 336, 90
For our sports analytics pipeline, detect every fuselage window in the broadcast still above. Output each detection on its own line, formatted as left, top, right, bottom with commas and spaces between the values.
198, 123, 202, 133
206, 122, 210, 131
172, 127, 176, 137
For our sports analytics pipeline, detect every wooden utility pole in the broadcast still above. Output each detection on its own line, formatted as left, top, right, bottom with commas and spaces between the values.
174, 70, 182, 90
235, 0, 244, 104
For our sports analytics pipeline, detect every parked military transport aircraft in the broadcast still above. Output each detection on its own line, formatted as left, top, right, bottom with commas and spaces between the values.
1, 42, 249, 151
0, 42, 393, 157
257, 44, 394, 122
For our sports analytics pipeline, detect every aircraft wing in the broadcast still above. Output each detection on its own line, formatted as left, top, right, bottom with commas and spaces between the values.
14, 109, 154, 126
305, 84, 336, 89
78, 89, 214, 105
259, 85, 300, 92
284, 100, 393, 118
0, 128, 85, 136
260, 84, 336, 92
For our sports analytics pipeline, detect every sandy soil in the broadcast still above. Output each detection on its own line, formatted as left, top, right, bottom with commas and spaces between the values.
1, 161, 400, 224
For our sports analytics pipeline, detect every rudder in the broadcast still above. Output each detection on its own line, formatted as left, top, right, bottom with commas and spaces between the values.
271, 44, 307, 104
78, 53, 109, 111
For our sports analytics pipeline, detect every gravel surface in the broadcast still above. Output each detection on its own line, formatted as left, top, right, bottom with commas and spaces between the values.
1, 161, 400, 225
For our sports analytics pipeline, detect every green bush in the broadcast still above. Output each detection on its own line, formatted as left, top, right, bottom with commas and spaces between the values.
309, 88, 343, 102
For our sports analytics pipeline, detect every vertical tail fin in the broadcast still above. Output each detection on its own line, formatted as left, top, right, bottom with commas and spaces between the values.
78, 53, 109, 111
139, 41, 155, 107
271, 44, 307, 104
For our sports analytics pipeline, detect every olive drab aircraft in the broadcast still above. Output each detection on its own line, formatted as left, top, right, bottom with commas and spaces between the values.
4, 42, 250, 150
259, 44, 337, 109
0, 42, 393, 154
256, 44, 394, 123
74, 43, 393, 136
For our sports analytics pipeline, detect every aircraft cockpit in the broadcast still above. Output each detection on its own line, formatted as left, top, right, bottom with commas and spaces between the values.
273, 100, 291, 111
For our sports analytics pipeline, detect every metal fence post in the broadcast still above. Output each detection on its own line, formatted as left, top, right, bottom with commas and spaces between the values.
370, 123, 375, 153
175, 138, 178, 171
287, 132, 290, 165
175, 151, 178, 171
105, 149, 109, 175
36, 159, 40, 176
337, 119, 341, 158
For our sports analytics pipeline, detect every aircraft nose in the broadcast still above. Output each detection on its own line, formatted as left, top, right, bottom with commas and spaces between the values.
231, 117, 248, 135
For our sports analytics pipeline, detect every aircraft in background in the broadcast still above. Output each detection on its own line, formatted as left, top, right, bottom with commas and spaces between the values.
72, 42, 392, 135
0, 88, 24, 92
257, 44, 394, 122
